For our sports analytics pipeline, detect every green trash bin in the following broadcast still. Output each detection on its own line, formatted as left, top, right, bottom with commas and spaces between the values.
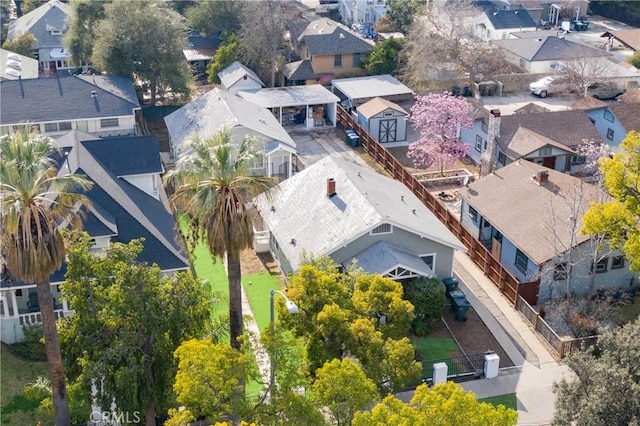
450, 290, 465, 311
454, 298, 471, 322
443, 277, 459, 295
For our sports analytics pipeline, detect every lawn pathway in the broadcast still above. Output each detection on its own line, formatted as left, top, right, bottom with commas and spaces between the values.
241, 284, 271, 394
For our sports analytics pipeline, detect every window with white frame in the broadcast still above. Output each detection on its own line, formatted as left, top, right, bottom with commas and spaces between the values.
592, 257, 608, 274
475, 135, 482, 152
44, 123, 58, 132
420, 254, 435, 270
571, 155, 586, 165
100, 118, 119, 128
603, 110, 614, 122
371, 223, 392, 235
334, 54, 343, 68
481, 121, 488, 133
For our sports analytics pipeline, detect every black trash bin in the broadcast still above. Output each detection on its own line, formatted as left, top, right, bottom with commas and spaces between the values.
345, 130, 360, 147
454, 298, 471, 322
449, 290, 466, 311
443, 277, 459, 295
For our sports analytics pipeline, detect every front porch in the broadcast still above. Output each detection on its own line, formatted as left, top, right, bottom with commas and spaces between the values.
0, 286, 72, 344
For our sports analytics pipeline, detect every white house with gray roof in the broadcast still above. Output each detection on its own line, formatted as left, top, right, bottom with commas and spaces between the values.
7, 0, 72, 75
254, 156, 466, 279
164, 88, 297, 180
218, 61, 264, 95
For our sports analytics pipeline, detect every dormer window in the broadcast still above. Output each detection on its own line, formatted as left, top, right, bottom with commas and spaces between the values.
51, 29, 62, 35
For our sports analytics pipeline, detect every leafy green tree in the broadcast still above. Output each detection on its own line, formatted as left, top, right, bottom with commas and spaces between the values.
91, 0, 192, 105
582, 131, 640, 271
59, 234, 212, 425
206, 34, 240, 84
0, 130, 91, 426
363, 37, 405, 76
2, 32, 36, 57
385, 0, 423, 33
403, 277, 446, 335
352, 274, 414, 340
64, 0, 106, 66
164, 129, 275, 352
313, 358, 379, 426
553, 320, 640, 425
628, 51, 640, 69
167, 0, 196, 15
168, 339, 250, 424
354, 382, 518, 425
186, 0, 243, 38
19, 0, 46, 15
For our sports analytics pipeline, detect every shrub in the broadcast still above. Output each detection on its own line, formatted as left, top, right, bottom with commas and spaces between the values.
10, 325, 47, 361
403, 277, 446, 335
628, 51, 640, 69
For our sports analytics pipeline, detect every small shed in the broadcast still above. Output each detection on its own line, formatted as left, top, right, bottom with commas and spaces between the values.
331, 74, 414, 108
237, 85, 340, 130
357, 97, 408, 143
218, 61, 264, 95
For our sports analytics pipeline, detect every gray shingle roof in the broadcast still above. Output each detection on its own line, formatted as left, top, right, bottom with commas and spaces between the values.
218, 61, 264, 89
81, 135, 163, 177
458, 160, 608, 265
164, 87, 296, 155
486, 9, 536, 29
7, 0, 70, 49
255, 156, 465, 271
493, 36, 610, 62
299, 18, 374, 56
282, 59, 317, 81
353, 241, 435, 278
609, 103, 640, 133
499, 109, 603, 151
0, 75, 140, 125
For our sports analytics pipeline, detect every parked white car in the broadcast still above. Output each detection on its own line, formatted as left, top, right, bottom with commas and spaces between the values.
529, 75, 561, 98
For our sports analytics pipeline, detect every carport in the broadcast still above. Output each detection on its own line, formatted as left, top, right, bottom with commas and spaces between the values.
330, 74, 414, 108
237, 85, 339, 130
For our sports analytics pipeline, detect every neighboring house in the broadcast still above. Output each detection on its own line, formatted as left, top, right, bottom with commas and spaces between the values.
7, 0, 73, 75
461, 106, 605, 174
357, 97, 408, 143
218, 61, 264, 95
458, 160, 636, 302
1, 48, 39, 80
600, 29, 640, 52
585, 103, 640, 150
254, 156, 466, 279
0, 75, 141, 138
331, 74, 414, 108
183, 30, 221, 74
338, 0, 388, 26
164, 88, 297, 180
472, 9, 537, 40
0, 131, 189, 344
286, 18, 374, 83
237, 85, 340, 130
280, 60, 318, 86
493, 36, 611, 73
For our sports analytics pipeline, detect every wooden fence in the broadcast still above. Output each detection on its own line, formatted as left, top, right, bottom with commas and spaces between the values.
515, 295, 599, 358
336, 106, 539, 305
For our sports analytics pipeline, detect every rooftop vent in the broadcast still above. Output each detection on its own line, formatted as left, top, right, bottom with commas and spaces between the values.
91, 90, 97, 97
533, 170, 549, 185
339, 33, 345, 39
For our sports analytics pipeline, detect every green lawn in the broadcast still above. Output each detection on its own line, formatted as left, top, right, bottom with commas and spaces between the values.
1, 344, 49, 425
412, 336, 461, 361
479, 393, 518, 411
242, 272, 284, 333
615, 294, 640, 323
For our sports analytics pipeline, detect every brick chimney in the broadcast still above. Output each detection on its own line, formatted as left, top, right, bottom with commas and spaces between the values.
480, 109, 501, 177
326, 178, 336, 197
533, 170, 549, 185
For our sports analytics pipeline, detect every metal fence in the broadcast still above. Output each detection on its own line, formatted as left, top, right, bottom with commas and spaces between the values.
421, 352, 490, 381
336, 106, 539, 305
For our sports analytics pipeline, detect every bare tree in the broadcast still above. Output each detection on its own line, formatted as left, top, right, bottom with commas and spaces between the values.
554, 47, 613, 98
400, 0, 519, 92
238, 0, 292, 88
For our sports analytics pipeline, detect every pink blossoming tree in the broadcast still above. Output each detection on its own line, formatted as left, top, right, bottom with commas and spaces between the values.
407, 92, 473, 174
575, 139, 612, 182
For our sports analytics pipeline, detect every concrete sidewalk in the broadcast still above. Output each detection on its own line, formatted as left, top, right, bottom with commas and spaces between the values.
453, 252, 571, 425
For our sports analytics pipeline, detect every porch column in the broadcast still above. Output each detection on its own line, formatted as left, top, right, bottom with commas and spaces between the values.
288, 153, 293, 178
10, 290, 19, 318
62, 298, 69, 313
279, 107, 283, 126
1, 291, 9, 318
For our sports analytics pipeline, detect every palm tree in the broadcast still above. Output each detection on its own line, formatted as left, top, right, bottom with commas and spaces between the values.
0, 130, 91, 426
164, 129, 275, 351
